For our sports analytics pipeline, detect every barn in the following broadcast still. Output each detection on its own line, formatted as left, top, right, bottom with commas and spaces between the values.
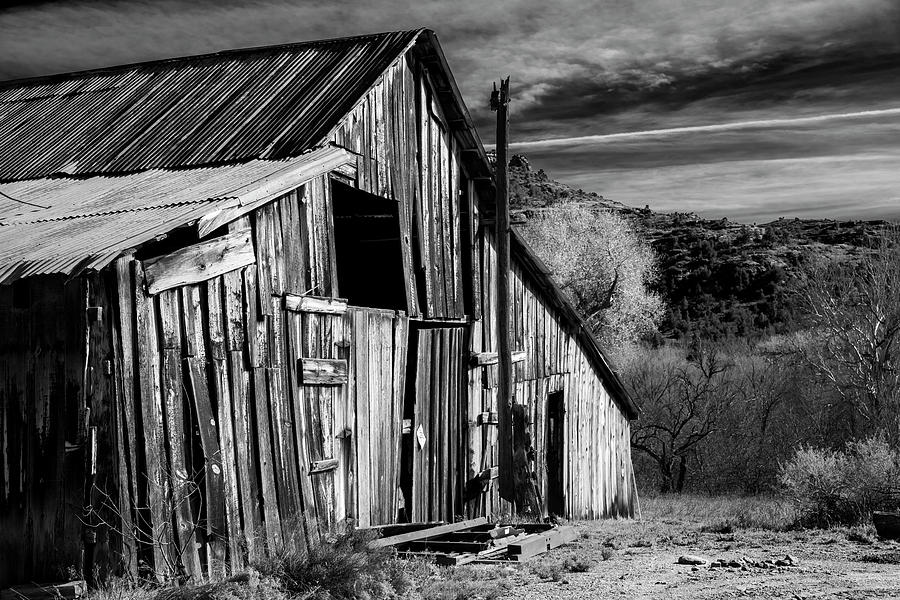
0, 29, 637, 586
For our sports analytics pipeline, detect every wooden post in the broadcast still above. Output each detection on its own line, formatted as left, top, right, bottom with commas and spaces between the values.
491, 78, 514, 502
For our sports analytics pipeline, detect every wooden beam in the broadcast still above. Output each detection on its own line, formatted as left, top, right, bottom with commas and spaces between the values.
470, 350, 525, 366
284, 294, 348, 314
143, 229, 255, 294
309, 458, 340, 474
299, 357, 348, 385
369, 516, 489, 549
0, 581, 87, 600
405, 540, 490, 553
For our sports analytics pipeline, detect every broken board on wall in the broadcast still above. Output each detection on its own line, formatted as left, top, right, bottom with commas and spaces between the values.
367, 517, 577, 565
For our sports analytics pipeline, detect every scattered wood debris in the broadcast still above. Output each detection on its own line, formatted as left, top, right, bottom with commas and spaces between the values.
368, 517, 578, 565
0, 581, 86, 600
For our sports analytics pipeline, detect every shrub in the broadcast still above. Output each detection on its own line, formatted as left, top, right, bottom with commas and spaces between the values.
253, 528, 399, 600
529, 560, 564, 581
779, 437, 900, 527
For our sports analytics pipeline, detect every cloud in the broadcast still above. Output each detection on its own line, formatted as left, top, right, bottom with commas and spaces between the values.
2, 0, 899, 221
3, 0, 899, 138
520, 110, 900, 222
510, 107, 900, 150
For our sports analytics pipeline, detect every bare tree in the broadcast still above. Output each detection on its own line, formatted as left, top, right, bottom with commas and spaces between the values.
626, 342, 737, 493
518, 204, 664, 361
791, 227, 900, 438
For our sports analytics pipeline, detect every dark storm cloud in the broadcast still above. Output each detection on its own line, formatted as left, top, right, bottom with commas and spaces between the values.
2, 0, 899, 221
4, 0, 900, 138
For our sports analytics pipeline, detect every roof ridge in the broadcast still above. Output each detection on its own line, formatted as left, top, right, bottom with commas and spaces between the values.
0, 28, 428, 90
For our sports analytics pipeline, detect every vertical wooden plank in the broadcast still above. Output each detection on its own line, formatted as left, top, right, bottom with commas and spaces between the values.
367, 313, 381, 522
379, 313, 392, 523
417, 73, 435, 318
252, 209, 274, 316
223, 268, 263, 558
449, 328, 459, 517
352, 309, 370, 526
270, 201, 286, 297
268, 297, 300, 535
132, 262, 172, 578
331, 312, 348, 525
319, 315, 337, 528
322, 178, 340, 297
252, 366, 282, 549
205, 277, 243, 571
391, 313, 409, 524
158, 290, 202, 580
302, 312, 328, 530
182, 284, 227, 578
431, 115, 448, 317
113, 257, 139, 575
286, 312, 320, 547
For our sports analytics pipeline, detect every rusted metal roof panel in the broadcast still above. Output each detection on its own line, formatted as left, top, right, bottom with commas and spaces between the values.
0, 30, 422, 182
0, 146, 351, 283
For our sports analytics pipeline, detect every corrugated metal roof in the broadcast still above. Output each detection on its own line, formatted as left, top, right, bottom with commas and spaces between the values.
0, 146, 352, 283
0, 29, 423, 182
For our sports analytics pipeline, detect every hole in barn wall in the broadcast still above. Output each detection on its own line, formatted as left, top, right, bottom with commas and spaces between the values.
331, 180, 407, 311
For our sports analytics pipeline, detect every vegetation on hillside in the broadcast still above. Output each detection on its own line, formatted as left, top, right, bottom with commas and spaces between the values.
509, 154, 900, 508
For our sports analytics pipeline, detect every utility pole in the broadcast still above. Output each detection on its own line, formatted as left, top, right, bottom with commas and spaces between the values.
491, 78, 543, 517
491, 78, 514, 503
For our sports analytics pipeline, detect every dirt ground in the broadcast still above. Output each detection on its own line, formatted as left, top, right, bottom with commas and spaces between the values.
487, 514, 900, 599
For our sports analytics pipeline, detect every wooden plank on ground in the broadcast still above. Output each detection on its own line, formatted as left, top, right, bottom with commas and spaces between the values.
369, 516, 488, 549
144, 230, 255, 295
405, 540, 490, 553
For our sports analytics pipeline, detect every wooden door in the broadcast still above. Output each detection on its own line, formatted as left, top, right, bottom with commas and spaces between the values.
546, 390, 566, 517
345, 307, 409, 526
408, 326, 465, 522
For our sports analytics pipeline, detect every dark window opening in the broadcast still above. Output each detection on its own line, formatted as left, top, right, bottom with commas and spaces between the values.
331, 180, 407, 310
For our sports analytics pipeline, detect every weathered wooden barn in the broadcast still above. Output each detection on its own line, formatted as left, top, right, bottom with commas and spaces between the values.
0, 29, 637, 585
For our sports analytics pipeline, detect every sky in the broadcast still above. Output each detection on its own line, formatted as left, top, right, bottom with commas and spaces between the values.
1, 0, 899, 223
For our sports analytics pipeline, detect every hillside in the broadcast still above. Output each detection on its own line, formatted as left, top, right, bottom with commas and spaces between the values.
507, 154, 888, 339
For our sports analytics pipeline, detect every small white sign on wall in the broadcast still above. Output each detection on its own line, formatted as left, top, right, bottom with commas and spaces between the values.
416, 424, 426, 449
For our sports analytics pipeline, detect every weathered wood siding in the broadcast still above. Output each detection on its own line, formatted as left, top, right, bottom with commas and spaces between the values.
467, 228, 635, 519
330, 57, 465, 320
79, 175, 416, 583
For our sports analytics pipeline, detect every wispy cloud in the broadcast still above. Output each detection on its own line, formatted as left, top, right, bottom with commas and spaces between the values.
509, 107, 900, 149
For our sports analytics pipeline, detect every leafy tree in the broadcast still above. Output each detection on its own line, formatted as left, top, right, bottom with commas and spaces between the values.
518, 204, 664, 361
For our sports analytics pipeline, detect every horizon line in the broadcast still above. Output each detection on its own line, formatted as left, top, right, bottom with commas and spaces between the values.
499, 106, 900, 149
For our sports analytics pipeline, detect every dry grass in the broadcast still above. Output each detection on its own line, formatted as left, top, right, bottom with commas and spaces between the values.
642, 493, 796, 531
91, 527, 516, 600
420, 565, 515, 600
